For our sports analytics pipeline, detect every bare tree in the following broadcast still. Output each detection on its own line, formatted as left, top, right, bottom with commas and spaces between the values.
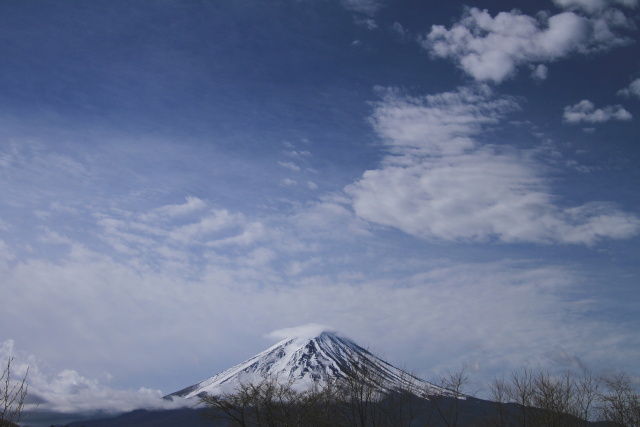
488, 376, 513, 427
381, 369, 429, 427
599, 373, 640, 427
573, 371, 602, 426
200, 376, 340, 427
507, 367, 537, 427
1, 357, 28, 427
488, 368, 612, 427
334, 360, 385, 427
200, 349, 438, 427
429, 366, 469, 427
530, 370, 579, 427
200, 381, 257, 427
198, 363, 640, 427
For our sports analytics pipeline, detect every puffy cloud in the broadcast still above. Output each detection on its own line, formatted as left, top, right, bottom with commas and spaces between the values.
531, 64, 549, 81
422, 7, 633, 83
618, 77, 640, 98
563, 99, 633, 123
345, 87, 640, 244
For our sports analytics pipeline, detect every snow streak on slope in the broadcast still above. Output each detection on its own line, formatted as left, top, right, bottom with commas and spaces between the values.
167, 329, 450, 399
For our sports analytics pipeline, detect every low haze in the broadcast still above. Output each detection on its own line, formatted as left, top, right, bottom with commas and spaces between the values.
1, 0, 639, 414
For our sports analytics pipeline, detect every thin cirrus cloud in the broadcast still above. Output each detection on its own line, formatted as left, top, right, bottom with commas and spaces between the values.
563, 99, 633, 123
345, 86, 640, 244
278, 161, 301, 171
340, 0, 383, 16
421, 4, 634, 83
93, 200, 269, 279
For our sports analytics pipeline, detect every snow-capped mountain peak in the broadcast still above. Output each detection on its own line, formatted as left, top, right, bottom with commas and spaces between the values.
167, 328, 448, 399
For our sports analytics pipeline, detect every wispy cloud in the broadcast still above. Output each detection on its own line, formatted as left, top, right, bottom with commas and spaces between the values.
149, 196, 207, 219
618, 77, 640, 98
94, 198, 269, 277
345, 86, 640, 244
563, 99, 633, 123
553, 0, 638, 14
340, 0, 383, 16
278, 161, 301, 171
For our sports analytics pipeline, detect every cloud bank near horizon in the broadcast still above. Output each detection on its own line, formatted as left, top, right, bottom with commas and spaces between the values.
1, 192, 639, 412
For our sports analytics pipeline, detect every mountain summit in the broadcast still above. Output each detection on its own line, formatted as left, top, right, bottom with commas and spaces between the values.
167, 328, 445, 399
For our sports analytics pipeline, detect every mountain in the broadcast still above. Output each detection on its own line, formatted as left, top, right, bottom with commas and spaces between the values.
64, 329, 611, 427
166, 328, 449, 399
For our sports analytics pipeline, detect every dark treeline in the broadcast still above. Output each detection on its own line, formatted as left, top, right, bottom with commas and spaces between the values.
200, 364, 640, 427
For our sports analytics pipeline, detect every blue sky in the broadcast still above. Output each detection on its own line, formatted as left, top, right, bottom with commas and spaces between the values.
1, 0, 639, 413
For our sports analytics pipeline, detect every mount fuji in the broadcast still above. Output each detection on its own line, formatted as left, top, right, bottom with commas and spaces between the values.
166, 326, 449, 399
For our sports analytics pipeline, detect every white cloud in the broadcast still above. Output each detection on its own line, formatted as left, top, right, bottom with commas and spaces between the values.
151, 196, 207, 219
278, 161, 300, 171
168, 209, 244, 243
94, 200, 268, 275
563, 99, 633, 123
531, 64, 549, 81
422, 7, 633, 83
345, 86, 640, 244
266, 324, 338, 346
1, 340, 190, 414
553, 0, 639, 14
618, 77, 640, 98
283, 149, 311, 158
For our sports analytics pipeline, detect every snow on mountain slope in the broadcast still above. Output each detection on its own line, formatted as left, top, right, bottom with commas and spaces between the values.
166, 328, 451, 399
